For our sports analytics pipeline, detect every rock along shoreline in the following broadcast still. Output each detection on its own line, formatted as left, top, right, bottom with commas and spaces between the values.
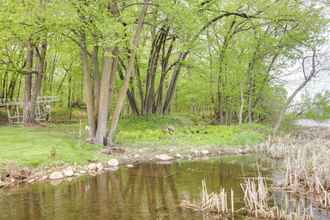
0, 147, 252, 189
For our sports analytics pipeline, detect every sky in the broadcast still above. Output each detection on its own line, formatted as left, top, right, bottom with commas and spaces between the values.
282, 0, 329, 102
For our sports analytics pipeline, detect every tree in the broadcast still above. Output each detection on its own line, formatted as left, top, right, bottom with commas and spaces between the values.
273, 48, 324, 135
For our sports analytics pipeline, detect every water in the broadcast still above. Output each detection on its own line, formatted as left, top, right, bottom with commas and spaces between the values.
294, 119, 330, 127
0, 156, 329, 220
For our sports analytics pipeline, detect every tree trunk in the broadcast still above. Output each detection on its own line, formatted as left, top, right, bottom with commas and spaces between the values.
135, 56, 144, 113
239, 82, 244, 125
155, 36, 175, 113
144, 27, 167, 114
93, 41, 100, 119
273, 81, 308, 135
95, 47, 119, 145
108, 0, 149, 145
247, 49, 258, 124
31, 40, 48, 120
273, 49, 317, 135
162, 52, 188, 114
80, 33, 96, 141
23, 40, 35, 125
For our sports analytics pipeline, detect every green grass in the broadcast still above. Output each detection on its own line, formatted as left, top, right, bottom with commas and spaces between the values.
0, 114, 270, 168
0, 124, 106, 167
117, 115, 269, 147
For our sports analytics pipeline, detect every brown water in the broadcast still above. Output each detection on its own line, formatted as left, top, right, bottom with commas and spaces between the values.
0, 156, 329, 220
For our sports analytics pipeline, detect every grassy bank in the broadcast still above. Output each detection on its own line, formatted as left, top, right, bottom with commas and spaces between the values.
0, 114, 270, 168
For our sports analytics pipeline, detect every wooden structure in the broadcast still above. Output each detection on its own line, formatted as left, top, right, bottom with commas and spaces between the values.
0, 96, 58, 124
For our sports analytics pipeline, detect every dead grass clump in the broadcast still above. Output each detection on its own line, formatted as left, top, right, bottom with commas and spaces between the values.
180, 180, 234, 217
241, 177, 313, 220
282, 141, 330, 209
258, 127, 330, 210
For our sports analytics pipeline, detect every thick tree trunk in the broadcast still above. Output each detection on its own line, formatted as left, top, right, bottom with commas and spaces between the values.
108, 0, 149, 145
31, 40, 48, 120
95, 48, 119, 145
23, 40, 35, 125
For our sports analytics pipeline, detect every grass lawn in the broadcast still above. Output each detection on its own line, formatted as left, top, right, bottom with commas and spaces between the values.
0, 114, 270, 168
0, 124, 107, 167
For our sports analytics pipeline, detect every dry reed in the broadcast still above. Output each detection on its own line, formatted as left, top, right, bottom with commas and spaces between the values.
180, 180, 234, 217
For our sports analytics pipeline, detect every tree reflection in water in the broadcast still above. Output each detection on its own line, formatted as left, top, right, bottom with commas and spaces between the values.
0, 158, 263, 220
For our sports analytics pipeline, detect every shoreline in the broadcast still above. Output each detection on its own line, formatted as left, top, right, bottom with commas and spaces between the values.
0, 145, 253, 189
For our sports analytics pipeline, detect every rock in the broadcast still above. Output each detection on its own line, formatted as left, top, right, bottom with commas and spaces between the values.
102, 147, 125, 155
27, 178, 36, 184
40, 175, 48, 181
238, 149, 248, 154
108, 159, 119, 167
155, 154, 173, 161
87, 163, 97, 171
0, 180, 4, 188
192, 150, 200, 156
175, 153, 183, 158
156, 160, 173, 165
134, 154, 140, 158
49, 171, 64, 180
63, 167, 74, 177
126, 164, 134, 168
80, 170, 87, 174
201, 150, 209, 155
96, 163, 104, 171
168, 125, 175, 131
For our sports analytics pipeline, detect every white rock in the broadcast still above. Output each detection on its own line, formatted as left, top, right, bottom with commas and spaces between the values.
88, 163, 97, 171
126, 164, 134, 168
49, 171, 64, 180
157, 160, 173, 165
175, 153, 182, 158
201, 150, 209, 155
108, 159, 119, 167
96, 163, 104, 171
134, 154, 140, 158
155, 154, 173, 161
63, 167, 74, 177
80, 170, 87, 174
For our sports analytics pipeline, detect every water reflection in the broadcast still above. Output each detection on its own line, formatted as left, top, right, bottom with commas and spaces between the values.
1, 157, 327, 220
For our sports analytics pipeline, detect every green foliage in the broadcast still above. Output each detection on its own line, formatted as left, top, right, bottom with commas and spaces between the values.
0, 0, 328, 148
299, 91, 330, 121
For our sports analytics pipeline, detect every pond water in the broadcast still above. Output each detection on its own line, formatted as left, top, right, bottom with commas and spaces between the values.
0, 156, 329, 220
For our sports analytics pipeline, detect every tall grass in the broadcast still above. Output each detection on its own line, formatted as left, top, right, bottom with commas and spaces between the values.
180, 180, 234, 217
260, 127, 330, 210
